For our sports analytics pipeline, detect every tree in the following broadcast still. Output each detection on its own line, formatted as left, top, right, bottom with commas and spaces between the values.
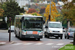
2, 0, 24, 24
32, 12, 41, 16
0, 8, 4, 17
39, 7, 45, 14
0, 3, 4, 17
44, 1, 60, 21
27, 8, 37, 13
62, 0, 75, 25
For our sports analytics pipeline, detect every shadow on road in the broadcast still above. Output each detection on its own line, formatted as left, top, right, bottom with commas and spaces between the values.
18, 38, 42, 42
44, 37, 60, 39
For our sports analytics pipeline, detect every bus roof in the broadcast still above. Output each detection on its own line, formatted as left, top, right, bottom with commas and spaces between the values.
48, 21, 61, 23
15, 15, 43, 18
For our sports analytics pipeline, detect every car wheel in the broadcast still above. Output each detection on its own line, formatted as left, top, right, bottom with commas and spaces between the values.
56, 37, 59, 39
15, 31, 18, 38
67, 35, 69, 39
60, 36, 62, 39
65, 35, 66, 39
44, 35, 47, 38
47, 35, 49, 38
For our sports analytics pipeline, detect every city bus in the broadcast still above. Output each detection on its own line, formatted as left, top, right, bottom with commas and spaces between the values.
14, 15, 44, 40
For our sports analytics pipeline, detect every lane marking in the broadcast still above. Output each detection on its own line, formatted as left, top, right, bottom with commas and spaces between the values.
46, 43, 53, 45
35, 43, 43, 45
12, 43, 22, 45
56, 43, 64, 45
24, 43, 33, 45
0, 42, 6, 44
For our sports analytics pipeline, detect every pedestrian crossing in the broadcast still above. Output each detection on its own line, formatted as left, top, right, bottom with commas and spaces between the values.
11, 42, 64, 46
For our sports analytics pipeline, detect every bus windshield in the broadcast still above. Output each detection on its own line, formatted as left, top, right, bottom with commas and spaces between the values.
22, 17, 43, 30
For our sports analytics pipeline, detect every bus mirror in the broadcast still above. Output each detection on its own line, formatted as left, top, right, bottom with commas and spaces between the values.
20, 20, 22, 22
43, 20, 45, 24
20, 17, 24, 22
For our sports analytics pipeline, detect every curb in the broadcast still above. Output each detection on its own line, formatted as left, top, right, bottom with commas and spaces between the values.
9, 41, 16, 44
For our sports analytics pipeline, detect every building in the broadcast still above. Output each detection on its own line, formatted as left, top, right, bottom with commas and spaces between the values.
15, 0, 31, 8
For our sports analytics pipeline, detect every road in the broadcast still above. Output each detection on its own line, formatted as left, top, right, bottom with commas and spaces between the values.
0, 32, 73, 50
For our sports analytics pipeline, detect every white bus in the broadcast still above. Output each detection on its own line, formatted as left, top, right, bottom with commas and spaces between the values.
14, 15, 44, 40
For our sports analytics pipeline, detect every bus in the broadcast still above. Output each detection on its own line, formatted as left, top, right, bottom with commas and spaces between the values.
14, 15, 44, 40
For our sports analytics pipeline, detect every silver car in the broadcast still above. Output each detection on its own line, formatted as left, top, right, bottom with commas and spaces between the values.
8, 25, 15, 32
65, 28, 75, 39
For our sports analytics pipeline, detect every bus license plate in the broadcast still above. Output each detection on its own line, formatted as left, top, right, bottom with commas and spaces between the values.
30, 36, 34, 38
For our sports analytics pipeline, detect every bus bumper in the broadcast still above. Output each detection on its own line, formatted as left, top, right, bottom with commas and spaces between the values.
21, 34, 43, 39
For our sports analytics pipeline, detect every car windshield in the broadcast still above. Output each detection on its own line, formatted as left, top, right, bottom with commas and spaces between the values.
69, 28, 75, 32
48, 23, 62, 28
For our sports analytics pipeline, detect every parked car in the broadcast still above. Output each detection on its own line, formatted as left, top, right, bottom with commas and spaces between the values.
63, 27, 67, 34
8, 25, 15, 32
65, 28, 75, 39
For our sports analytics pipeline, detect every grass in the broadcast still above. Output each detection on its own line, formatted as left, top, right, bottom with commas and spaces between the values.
59, 44, 75, 50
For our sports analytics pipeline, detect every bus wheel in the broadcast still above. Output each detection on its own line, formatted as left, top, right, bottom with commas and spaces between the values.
19, 33, 22, 39
38, 38, 40, 41
15, 34, 18, 37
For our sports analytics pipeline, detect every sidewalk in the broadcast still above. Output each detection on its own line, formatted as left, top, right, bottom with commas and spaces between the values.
0, 30, 8, 33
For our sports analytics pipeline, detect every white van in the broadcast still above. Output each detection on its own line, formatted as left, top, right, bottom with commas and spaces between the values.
43, 21, 63, 39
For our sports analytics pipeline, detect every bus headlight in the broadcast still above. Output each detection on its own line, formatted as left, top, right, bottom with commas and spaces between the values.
39, 32, 42, 35
22, 31, 26, 35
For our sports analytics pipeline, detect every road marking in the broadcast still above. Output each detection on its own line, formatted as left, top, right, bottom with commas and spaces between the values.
46, 43, 53, 45
24, 43, 33, 45
10, 42, 64, 46
56, 43, 64, 45
52, 46, 60, 48
12, 43, 22, 45
0, 42, 6, 44
35, 43, 43, 45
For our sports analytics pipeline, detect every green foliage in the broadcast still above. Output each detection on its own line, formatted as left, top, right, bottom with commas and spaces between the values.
62, 1, 75, 25
73, 0, 75, 2
61, 0, 67, 2
59, 44, 75, 50
32, 13, 37, 16
2, 0, 24, 24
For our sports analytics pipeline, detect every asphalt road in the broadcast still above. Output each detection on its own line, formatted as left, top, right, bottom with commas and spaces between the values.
0, 32, 73, 50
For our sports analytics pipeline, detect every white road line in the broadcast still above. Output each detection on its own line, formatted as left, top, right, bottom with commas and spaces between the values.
24, 43, 33, 45
12, 43, 22, 45
56, 43, 64, 45
35, 43, 43, 45
0, 42, 6, 44
46, 43, 53, 45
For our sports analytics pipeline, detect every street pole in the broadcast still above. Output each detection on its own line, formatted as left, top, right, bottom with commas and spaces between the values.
9, 17, 11, 42
49, 0, 51, 21
73, 32, 75, 45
